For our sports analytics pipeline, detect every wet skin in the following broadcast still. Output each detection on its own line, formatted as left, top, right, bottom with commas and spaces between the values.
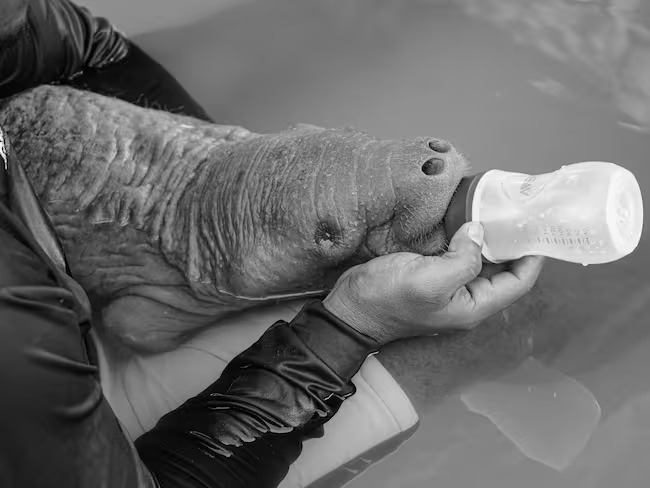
0, 85, 545, 412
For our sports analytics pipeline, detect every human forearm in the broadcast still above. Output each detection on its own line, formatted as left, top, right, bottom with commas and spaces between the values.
135, 301, 379, 488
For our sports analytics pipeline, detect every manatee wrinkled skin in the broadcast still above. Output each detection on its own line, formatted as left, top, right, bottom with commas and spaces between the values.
0, 85, 543, 412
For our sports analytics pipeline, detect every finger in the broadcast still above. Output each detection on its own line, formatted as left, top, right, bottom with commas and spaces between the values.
465, 255, 546, 319
478, 261, 510, 279
436, 222, 485, 289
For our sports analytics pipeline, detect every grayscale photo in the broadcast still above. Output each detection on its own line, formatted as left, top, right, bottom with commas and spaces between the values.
0, 1, 648, 487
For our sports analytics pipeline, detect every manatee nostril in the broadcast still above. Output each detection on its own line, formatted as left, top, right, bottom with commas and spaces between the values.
428, 139, 451, 153
421, 158, 445, 176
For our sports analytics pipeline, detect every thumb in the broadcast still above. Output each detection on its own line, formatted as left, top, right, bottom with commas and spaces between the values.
440, 221, 484, 287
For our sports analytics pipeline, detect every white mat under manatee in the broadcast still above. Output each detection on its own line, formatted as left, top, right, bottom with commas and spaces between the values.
94, 299, 420, 488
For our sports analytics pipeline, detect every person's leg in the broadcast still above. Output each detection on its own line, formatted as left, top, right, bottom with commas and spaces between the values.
0, 149, 151, 488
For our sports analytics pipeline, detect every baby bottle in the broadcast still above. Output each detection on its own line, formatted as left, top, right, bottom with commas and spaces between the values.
444, 162, 644, 265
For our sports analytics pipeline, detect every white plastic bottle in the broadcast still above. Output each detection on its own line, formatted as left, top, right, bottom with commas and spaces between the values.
444, 162, 644, 265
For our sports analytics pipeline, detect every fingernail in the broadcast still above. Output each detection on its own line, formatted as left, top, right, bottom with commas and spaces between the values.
467, 222, 484, 246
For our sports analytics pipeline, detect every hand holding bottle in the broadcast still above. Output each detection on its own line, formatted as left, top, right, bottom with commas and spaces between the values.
323, 222, 545, 345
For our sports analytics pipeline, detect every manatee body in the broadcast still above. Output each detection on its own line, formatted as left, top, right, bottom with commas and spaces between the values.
0, 85, 542, 412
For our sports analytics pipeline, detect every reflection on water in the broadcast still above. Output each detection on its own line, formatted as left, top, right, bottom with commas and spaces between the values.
529, 77, 572, 99
460, 0, 650, 131
461, 357, 601, 471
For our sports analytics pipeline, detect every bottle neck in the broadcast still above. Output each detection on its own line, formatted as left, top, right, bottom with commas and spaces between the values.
444, 171, 487, 240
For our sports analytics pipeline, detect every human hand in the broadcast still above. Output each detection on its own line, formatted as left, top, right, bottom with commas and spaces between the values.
323, 222, 545, 345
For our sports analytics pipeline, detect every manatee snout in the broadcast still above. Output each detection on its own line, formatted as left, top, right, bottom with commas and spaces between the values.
344, 133, 469, 259
377, 136, 469, 256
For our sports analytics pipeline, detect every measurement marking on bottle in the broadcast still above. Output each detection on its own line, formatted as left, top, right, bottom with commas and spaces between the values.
534, 234, 593, 248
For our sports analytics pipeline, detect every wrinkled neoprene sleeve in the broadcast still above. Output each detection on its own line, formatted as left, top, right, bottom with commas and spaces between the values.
0, 0, 128, 95
0, 0, 212, 121
136, 303, 380, 488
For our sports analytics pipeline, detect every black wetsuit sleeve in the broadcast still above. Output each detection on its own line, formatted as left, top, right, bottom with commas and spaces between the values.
0, 0, 212, 121
135, 301, 380, 488
0, 0, 128, 97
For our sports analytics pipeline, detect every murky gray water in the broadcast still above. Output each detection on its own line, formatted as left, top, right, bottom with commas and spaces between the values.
83, 0, 650, 486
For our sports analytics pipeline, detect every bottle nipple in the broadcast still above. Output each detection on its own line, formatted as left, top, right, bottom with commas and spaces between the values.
444, 172, 486, 247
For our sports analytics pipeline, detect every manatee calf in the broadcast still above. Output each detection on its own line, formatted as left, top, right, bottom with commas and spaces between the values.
0, 84, 544, 414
